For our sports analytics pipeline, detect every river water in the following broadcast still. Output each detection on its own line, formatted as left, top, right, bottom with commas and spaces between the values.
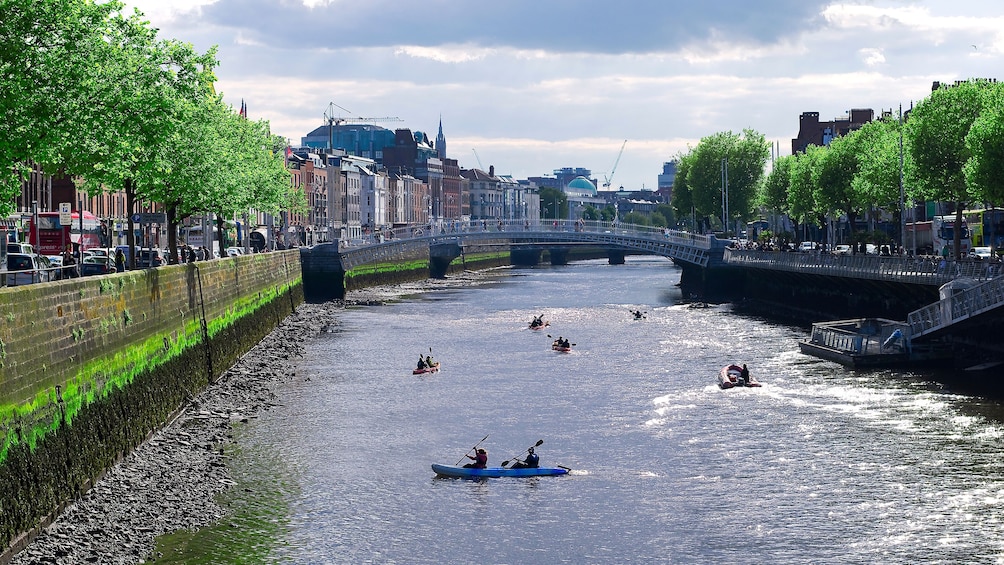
163, 257, 1004, 564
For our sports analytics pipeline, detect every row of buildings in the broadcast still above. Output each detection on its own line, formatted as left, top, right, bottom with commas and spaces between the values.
8, 118, 678, 250
283, 120, 675, 246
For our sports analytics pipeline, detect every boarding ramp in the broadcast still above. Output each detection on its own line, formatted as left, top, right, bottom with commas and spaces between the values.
908, 275, 1004, 338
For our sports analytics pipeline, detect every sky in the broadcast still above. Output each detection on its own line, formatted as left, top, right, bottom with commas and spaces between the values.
120, 0, 1002, 192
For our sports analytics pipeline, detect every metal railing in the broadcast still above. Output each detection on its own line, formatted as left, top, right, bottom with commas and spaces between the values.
725, 248, 1002, 285
908, 276, 1004, 337
335, 221, 718, 269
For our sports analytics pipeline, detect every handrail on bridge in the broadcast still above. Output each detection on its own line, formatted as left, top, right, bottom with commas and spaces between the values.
337, 220, 714, 251
908, 275, 1004, 337
724, 248, 1002, 285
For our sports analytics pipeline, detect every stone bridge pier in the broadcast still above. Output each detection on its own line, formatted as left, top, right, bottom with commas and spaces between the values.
429, 241, 463, 278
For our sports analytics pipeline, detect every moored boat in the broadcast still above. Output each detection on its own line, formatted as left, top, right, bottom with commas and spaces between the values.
413, 362, 440, 375
431, 463, 569, 478
718, 364, 760, 389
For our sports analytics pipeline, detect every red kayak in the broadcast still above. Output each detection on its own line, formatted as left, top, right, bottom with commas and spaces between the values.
413, 362, 440, 375
551, 344, 572, 353
529, 321, 550, 330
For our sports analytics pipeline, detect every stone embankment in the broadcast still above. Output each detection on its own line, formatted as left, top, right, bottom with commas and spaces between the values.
8, 301, 340, 565
7, 269, 505, 564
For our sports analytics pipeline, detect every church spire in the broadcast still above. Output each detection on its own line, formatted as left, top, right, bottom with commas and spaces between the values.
435, 115, 447, 160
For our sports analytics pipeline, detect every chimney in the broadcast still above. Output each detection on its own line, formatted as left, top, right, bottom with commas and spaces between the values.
489, 165, 494, 176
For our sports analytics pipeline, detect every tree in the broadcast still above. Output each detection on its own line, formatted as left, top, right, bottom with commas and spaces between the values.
761, 154, 793, 217
539, 187, 567, 219
813, 132, 862, 239
787, 146, 824, 238
670, 152, 695, 228
964, 82, 1004, 207
0, 0, 127, 216
906, 80, 988, 257
850, 115, 906, 236
685, 130, 770, 234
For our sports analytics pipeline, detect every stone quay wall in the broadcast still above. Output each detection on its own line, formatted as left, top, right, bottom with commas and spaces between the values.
0, 250, 303, 555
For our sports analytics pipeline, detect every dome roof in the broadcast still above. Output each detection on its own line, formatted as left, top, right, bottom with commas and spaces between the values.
567, 176, 597, 194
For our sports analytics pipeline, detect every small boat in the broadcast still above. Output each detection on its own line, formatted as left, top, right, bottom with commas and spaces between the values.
431, 464, 569, 478
413, 362, 440, 375
718, 364, 760, 389
529, 321, 549, 331
552, 344, 571, 352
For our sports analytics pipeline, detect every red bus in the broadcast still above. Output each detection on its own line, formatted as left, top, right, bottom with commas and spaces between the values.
28, 211, 103, 256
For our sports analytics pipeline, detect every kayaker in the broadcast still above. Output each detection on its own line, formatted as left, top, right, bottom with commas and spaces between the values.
739, 364, 750, 386
560, 338, 570, 348
512, 447, 540, 469
417, 356, 427, 371
463, 448, 488, 469
425, 354, 434, 368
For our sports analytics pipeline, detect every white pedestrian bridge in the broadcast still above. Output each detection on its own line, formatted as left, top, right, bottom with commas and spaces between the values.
331, 220, 724, 270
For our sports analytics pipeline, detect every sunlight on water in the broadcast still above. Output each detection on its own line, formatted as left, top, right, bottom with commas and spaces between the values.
174, 258, 1004, 564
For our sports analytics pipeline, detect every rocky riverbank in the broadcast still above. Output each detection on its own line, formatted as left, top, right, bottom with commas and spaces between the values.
7, 269, 507, 564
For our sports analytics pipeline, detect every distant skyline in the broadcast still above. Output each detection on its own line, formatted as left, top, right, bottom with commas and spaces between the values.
123, 0, 1001, 191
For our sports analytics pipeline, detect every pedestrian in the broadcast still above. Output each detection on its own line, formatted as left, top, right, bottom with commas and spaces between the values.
115, 248, 126, 272
62, 243, 77, 278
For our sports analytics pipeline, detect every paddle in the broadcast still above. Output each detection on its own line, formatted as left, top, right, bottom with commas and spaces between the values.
455, 434, 489, 465
500, 439, 544, 467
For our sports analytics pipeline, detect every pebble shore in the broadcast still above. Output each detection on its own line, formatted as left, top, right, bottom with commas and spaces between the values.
8, 271, 503, 564
9, 301, 342, 565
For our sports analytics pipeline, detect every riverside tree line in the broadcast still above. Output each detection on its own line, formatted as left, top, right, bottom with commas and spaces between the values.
0, 0, 301, 265
671, 79, 1004, 259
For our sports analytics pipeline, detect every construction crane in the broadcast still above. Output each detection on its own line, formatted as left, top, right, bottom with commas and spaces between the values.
472, 148, 485, 170
602, 140, 627, 189
323, 102, 402, 149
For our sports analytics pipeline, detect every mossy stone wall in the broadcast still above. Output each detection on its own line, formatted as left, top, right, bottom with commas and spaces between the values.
0, 250, 302, 554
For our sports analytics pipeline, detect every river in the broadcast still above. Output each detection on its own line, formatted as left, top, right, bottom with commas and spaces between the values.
157, 256, 1004, 564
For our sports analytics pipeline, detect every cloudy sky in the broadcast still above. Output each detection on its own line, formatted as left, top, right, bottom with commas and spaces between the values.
121, 0, 1001, 192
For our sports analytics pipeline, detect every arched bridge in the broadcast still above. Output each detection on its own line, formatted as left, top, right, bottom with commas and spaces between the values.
337, 221, 722, 270
299, 220, 728, 300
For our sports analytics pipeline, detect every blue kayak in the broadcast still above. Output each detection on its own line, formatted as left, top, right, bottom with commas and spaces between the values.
431, 464, 569, 478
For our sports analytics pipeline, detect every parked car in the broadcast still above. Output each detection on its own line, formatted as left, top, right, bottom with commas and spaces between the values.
225, 246, 245, 257
970, 246, 993, 260
5, 253, 51, 285
135, 248, 166, 268
7, 242, 34, 255
832, 244, 852, 256
798, 241, 818, 253
80, 255, 118, 276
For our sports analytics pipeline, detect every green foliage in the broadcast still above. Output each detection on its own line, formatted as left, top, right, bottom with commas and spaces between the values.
760, 155, 793, 215
539, 187, 567, 219
622, 212, 650, 226
964, 82, 1004, 205
686, 130, 770, 225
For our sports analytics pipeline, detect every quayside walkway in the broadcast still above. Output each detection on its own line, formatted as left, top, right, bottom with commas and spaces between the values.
724, 248, 1001, 286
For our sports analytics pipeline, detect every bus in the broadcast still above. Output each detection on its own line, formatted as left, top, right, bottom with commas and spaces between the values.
28, 211, 103, 256
904, 215, 971, 256
962, 208, 1004, 248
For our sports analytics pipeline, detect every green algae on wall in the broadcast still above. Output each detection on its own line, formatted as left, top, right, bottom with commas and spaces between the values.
0, 251, 303, 554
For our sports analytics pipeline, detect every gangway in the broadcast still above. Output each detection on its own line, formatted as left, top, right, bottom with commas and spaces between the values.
908, 274, 1004, 338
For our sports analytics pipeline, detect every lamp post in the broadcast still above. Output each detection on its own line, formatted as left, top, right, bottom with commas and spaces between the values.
721, 157, 729, 236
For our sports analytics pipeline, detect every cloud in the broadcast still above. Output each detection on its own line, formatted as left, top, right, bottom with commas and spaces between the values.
193, 0, 832, 54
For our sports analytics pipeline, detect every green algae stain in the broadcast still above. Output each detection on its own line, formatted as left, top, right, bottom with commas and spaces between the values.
0, 279, 301, 465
